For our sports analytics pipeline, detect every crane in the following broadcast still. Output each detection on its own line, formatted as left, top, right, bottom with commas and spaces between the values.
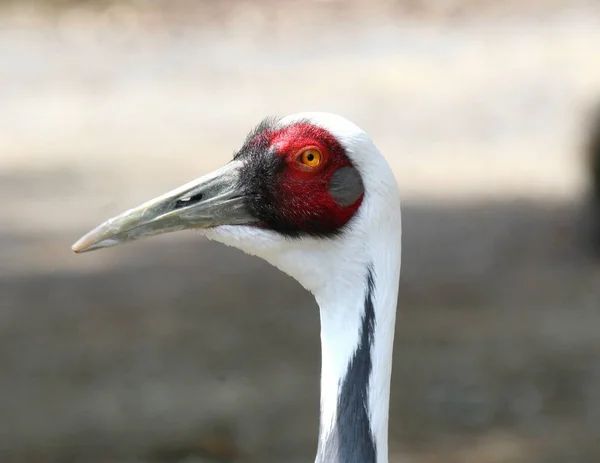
72, 112, 402, 463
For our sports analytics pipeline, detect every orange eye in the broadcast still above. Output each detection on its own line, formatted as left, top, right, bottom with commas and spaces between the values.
299, 149, 322, 168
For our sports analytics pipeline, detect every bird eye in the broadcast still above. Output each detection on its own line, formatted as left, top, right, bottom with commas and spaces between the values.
298, 149, 322, 168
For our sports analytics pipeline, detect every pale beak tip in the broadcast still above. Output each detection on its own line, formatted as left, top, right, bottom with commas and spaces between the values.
72, 229, 123, 254
71, 238, 88, 254
71, 232, 101, 254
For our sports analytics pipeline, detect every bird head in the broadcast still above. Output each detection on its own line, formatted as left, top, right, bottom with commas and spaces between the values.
72, 113, 400, 294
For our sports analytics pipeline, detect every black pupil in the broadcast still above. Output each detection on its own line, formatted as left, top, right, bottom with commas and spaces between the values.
307, 153, 314, 162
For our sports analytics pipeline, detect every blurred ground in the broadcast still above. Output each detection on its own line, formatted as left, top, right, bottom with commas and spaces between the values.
1, 1, 600, 462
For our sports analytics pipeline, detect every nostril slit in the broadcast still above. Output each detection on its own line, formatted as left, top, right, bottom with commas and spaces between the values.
175, 192, 204, 209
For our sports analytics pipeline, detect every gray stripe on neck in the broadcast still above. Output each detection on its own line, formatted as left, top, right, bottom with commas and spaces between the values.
316, 265, 377, 463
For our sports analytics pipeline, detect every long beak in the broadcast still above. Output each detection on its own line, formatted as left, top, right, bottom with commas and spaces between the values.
72, 160, 256, 253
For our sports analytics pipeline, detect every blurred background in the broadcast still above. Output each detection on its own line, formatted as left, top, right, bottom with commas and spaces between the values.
2, 0, 600, 462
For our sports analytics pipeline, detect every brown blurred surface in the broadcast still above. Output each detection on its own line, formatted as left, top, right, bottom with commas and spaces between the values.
2, 1, 600, 462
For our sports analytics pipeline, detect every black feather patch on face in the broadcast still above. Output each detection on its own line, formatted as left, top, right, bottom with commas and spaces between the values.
233, 118, 291, 233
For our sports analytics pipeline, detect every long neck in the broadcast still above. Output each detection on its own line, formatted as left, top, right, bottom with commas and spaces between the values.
314, 234, 401, 463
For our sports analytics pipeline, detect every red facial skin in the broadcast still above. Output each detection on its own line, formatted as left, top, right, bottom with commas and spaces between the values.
265, 123, 363, 235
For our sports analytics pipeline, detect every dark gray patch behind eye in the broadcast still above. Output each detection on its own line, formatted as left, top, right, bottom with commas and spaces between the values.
328, 166, 365, 207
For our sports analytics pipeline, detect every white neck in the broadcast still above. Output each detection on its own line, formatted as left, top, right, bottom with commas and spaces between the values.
208, 217, 401, 462
313, 224, 401, 463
